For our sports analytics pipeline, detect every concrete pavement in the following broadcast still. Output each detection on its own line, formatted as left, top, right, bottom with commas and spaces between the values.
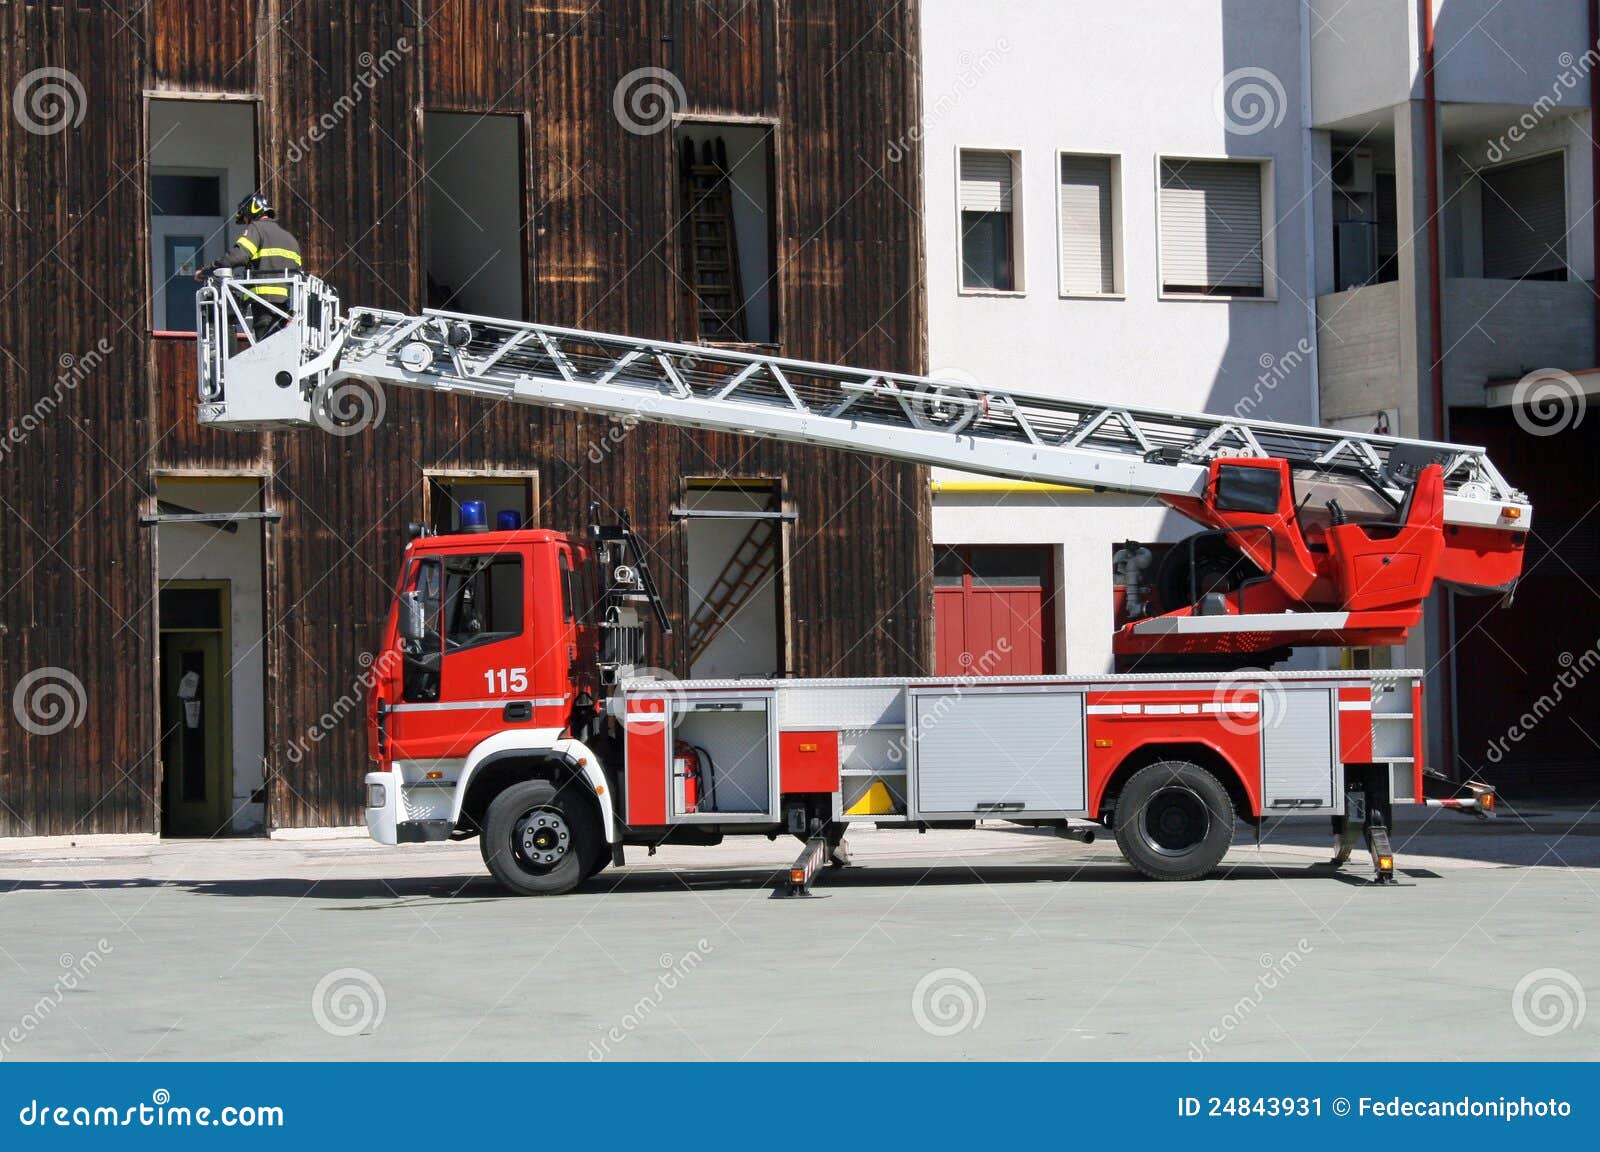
0, 807, 1596, 1061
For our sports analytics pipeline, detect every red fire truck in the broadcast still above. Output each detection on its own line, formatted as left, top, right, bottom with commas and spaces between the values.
195, 274, 1520, 893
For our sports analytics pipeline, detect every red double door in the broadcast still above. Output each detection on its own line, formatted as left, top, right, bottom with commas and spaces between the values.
934, 545, 1056, 676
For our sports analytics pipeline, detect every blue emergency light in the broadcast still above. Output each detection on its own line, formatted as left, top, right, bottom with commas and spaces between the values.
496, 510, 521, 531
459, 500, 488, 533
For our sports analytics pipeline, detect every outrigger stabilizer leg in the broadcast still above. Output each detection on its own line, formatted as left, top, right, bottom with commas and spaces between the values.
1329, 785, 1396, 884
780, 821, 849, 897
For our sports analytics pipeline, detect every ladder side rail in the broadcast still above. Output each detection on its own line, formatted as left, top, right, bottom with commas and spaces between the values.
423, 309, 1491, 460
327, 344, 1220, 500
302, 300, 1529, 522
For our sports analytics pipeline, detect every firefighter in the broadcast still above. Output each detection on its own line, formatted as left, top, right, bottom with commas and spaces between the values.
197, 193, 304, 341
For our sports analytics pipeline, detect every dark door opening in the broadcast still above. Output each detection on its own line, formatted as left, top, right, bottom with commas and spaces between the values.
683, 480, 788, 679
159, 584, 233, 837
1448, 407, 1598, 796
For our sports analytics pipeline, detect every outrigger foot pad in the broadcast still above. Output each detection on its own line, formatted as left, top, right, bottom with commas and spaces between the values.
781, 832, 831, 897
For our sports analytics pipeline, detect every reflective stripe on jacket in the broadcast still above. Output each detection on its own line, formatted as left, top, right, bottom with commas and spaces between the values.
215, 219, 304, 295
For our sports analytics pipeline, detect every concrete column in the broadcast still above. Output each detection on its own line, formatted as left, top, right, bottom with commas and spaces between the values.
1391, 100, 1436, 442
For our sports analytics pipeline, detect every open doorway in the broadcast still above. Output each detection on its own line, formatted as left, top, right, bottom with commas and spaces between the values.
423, 112, 525, 317
148, 98, 258, 332
682, 480, 789, 679
153, 478, 268, 836
424, 470, 539, 534
675, 121, 776, 344
159, 584, 233, 836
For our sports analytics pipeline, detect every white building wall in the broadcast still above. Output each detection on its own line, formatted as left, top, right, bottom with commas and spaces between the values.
1432, 0, 1591, 107
921, 0, 1319, 673
1309, 0, 1417, 126
1310, 1, 1592, 125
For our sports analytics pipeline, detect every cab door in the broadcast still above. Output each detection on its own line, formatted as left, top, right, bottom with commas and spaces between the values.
555, 543, 597, 705
389, 543, 536, 764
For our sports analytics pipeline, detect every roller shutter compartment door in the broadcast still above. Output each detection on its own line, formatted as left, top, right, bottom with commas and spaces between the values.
913, 690, 1087, 814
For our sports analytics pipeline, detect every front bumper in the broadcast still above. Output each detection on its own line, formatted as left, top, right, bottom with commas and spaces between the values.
364, 772, 400, 844
364, 771, 457, 845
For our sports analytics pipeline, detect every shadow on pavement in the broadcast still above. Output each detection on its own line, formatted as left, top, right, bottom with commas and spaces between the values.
0, 859, 1392, 901
1254, 803, 1600, 869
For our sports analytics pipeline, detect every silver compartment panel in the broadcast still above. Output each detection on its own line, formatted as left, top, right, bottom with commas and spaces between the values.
1261, 688, 1335, 808
912, 689, 1085, 815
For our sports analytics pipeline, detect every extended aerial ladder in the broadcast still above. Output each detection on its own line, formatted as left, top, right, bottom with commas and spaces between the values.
195, 274, 1531, 657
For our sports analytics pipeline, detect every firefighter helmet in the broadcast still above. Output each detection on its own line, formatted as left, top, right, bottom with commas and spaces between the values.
234, 193, 275, 224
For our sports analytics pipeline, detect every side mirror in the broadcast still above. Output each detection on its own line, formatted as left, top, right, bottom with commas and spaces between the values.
398, 590, 427, 642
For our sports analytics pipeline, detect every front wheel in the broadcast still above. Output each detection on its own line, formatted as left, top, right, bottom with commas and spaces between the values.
1112, 760, 1235, 880
482, 779, 601, 895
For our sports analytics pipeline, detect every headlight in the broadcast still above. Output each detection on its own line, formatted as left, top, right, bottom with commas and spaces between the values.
366, 782, 387, 809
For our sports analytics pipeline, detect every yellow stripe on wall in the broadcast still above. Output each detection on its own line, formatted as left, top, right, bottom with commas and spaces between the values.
929, 480, 1087, 495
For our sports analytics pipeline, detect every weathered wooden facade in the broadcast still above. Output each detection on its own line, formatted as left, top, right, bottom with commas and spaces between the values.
0, 0, 930, 836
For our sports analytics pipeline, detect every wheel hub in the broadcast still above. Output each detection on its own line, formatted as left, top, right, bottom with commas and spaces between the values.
1143, 787, 1210, 855
515, 809, 571, 868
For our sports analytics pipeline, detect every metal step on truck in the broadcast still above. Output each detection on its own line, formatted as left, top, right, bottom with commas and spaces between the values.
194, 273, 1518, 894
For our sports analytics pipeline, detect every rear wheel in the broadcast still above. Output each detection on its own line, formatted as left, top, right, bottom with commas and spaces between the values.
1113, 760, 1234, 881
482, 779, 601, 895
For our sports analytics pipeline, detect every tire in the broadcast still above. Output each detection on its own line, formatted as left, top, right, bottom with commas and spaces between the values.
482, 779, 602, 895
1112, 760, 1234, 881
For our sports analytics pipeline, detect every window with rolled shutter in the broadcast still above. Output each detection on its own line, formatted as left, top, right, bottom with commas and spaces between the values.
959, 150, 1017, 291
1059, 154, 1116, 294
1481, 153, 1567, 281
1159, 158, 1265, 296
960, 151, 1014, 212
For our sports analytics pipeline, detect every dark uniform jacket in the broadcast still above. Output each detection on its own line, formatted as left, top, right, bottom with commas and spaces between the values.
211, 218, 303, 298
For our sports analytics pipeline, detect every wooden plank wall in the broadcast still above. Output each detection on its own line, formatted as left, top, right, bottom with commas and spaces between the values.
0, 0, 929, 835
1, 0, 156, 836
